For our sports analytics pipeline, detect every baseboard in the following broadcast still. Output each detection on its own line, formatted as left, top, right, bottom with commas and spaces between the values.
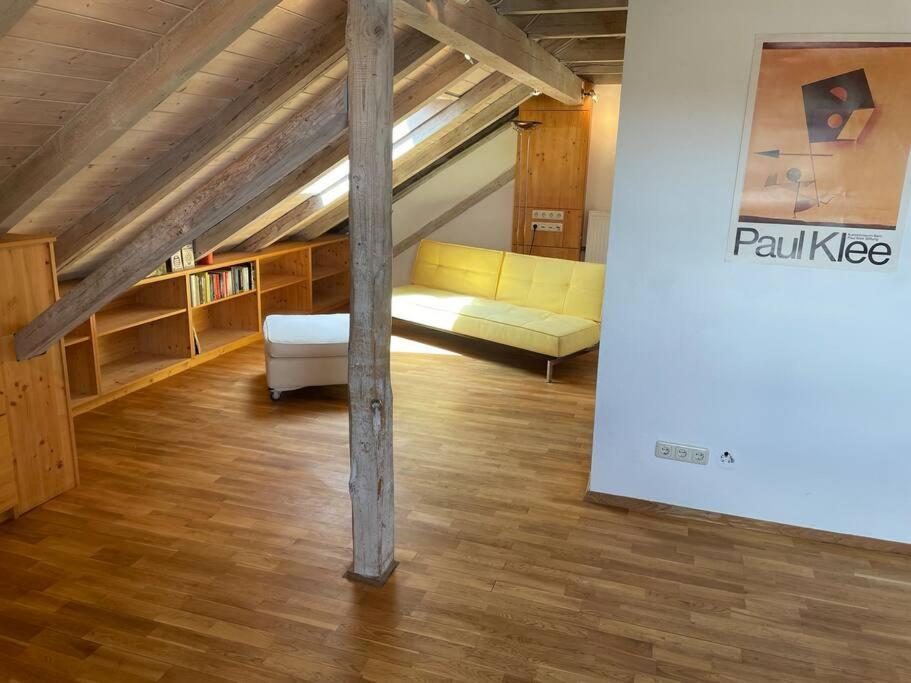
585, 490, 911, 557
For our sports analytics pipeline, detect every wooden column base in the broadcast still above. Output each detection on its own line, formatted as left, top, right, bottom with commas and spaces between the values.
344, 560, 399, 587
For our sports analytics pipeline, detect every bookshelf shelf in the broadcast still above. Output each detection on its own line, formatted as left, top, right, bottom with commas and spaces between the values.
196, 328, 259, 354
311, 264, 347, 281
64, 334, 91, 347
65, 236, 348, 416
100, 353, 187, 393
191, 288, 257, 310
95, 305, 186, 337
313, 291, 348, 313
260, 273, 307, 293
70, 392, 97, 409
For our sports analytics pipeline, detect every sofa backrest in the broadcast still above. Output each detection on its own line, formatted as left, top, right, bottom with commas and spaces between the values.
411, 240, 504, 299
495, 252, 605, 322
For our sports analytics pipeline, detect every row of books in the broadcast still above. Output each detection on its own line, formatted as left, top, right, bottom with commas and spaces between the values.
190, 264, 256, 307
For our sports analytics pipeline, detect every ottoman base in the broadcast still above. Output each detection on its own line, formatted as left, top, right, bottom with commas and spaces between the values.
266, 355, 347, 398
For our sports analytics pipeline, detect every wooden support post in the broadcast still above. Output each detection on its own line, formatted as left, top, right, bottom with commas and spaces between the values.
345, 0, 397, 586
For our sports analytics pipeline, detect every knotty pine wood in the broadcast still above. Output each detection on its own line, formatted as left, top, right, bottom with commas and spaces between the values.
1, 326, 910, 681
512, 91, 593, 260
0, 236, 78, 514
0, 413, 16, 515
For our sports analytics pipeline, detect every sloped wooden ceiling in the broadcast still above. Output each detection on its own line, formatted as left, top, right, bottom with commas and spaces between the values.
0, 0, 625, 284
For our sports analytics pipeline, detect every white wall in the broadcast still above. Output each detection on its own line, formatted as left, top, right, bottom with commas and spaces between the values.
585, 84, 622, 217
590, 0, 911, 543
392, 127, 516, 285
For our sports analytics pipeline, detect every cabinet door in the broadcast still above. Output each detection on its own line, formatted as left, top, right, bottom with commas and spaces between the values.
0, 414, 16, 514
0, 336, 77, 513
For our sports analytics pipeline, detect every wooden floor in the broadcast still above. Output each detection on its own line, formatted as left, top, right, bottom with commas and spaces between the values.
1, 325, 910, 682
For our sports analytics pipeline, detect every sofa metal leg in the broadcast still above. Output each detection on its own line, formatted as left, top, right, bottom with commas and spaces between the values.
546, 360, 554, 383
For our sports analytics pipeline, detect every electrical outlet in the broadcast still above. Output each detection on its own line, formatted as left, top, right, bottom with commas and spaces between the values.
719, 451, 735, 468
655, 442, 673, 459
532, 221, 563, 232
532, 209, 564, 220
655, 441, 709, 466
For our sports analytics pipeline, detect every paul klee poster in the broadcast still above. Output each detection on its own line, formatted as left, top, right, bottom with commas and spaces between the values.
727, 39, 911, 270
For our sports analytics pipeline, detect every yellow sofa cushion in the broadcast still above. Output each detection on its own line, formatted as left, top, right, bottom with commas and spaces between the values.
411, 240, 504, 299
392, 285, 600, 357
495, 252, 605, 322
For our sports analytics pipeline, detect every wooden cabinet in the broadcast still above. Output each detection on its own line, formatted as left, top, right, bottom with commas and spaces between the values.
512, 89, 593, 261
0, 235, 79, 516
0, 414, 16, 516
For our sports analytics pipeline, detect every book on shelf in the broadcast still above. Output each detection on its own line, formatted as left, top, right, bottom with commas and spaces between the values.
147, 263, 168, 278
189, 263, 256, 307
180, 245, 195, 270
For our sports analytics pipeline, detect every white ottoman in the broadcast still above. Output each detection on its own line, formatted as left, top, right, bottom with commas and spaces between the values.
263, 314, 349, 400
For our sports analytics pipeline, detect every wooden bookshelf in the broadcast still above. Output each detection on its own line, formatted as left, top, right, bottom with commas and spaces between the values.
64, 236, 349, 416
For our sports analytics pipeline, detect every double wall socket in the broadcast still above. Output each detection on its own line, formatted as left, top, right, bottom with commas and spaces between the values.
655, 441, 709, 466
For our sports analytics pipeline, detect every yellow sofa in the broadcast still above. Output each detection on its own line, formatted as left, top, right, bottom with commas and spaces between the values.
392, 240, 605, 381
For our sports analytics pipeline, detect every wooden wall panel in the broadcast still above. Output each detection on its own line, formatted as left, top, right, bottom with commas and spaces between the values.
512, 89, 593, 260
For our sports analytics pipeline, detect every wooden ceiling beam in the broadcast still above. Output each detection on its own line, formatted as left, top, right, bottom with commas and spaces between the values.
571, 63, 623, 75
559, 37, 626, 63
238, 72, 516, 252
194, 43, 473, 256
0, 0, 36, 36
54, 19, 350, 273
0, 0, 285, 235
522, 12, 626, 39
497, 0, 628, 14
588, 73, 622, 85
13, 81, 349, 361
393, 0, 583, 104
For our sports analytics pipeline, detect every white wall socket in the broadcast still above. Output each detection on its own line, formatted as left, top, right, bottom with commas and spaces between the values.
532, 221, 563, 232
532, 209, 564, 220
655, 441, 709, 466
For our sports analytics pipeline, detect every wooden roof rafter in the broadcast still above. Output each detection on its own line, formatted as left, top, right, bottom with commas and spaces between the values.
0, 0, 287, 235
394, 0, 583, 104
52, 15, 350, 273
291, 81, 532, 244
15, 80, 350, 361
191, 32, 456, 256
494, 1, 628, 83
495, 0, 628, 14
227, 53, 494, 253
0, 1, 36, 36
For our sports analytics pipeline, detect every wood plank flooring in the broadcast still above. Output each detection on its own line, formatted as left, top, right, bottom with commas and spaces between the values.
1, 324, 911, 682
